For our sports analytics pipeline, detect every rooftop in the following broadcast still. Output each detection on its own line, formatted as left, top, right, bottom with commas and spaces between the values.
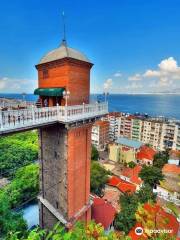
116, 137, 143, 149
136, 145, 156, 162
121, 165, 143, 185
162, 164, 180, 175
107, 176, 136, 193
38, 41, 91, 65
91, 198, 116, 230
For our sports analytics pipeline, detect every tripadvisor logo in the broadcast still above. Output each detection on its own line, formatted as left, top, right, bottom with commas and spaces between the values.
135, 227, 143, 235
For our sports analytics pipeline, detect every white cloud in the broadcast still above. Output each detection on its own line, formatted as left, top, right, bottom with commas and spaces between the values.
143, 57, 180, 87
0, 77, 37, 93
103, 78, 113, 92
128, 73, 142, 81
113, 72, 122, 77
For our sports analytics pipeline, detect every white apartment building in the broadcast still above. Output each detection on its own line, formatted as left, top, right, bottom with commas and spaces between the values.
91, 120, 109, 151
104, 112, 180, 151
102, 112, 121, 142
160, 122, 179, 151
141, 120, 163, 150
176, 124, 180, 150
119, 116, 133, 139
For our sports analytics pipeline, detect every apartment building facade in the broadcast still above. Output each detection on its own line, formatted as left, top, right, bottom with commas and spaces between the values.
131, 118, 143, 141
109, 113, 180, 151
102, 112, 121, 142
141, 120, 163, 150
91, 120, 110, 151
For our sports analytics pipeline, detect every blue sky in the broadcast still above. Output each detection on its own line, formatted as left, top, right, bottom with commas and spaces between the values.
1, 0, 180, 93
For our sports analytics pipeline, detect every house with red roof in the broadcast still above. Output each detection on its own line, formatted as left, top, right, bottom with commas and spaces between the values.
120, 165, 143, 190
91, 198, 116, 231
136, 145, 156, 165
107, 176, 136, 193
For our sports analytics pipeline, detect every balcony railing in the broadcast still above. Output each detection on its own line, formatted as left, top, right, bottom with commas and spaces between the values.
0, 102, 108, 133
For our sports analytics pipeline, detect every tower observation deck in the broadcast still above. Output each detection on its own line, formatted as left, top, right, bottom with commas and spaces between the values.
0, 102, 108, 135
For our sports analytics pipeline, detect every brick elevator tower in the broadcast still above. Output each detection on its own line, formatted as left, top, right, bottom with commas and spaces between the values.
35, 39, 93, 229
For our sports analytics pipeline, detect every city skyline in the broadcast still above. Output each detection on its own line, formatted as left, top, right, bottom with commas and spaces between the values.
1, 0, 180, 94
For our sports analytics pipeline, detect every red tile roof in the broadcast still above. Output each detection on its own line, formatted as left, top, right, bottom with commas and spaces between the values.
162, 164, 180, 175
136, 145, 156, 162
107, 176, 136, 193
121, 165, 143, 185
91, 198, 116, 230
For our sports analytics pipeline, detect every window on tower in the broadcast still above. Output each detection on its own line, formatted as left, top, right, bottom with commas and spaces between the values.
42, 69, 49, 78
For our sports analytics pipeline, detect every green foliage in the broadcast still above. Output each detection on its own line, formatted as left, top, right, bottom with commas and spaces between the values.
166, 202, 179, 218
7, 221, 130, 240
91, 145, 99, 161
114, 208, 136, 235
153, 151, 169, 169
0, 131, 38, 178
0, 164, 39, 238
139, 165, 164, 187
1, 164, 39, 208
0, 190, 27, 239
127, 161, 136, 168
136, 184, 157, 204
114, 193, 138, 234
90, 161, 109, 196
115, 184, 157, 234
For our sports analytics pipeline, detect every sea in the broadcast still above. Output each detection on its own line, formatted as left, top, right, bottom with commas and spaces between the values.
1, 93, 180, 120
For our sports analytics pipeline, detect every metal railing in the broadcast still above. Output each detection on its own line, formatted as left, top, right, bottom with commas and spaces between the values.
0, 102, 108, 132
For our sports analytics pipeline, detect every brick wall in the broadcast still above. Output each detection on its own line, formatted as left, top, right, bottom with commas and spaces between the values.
67, 124, 92, 219
36, 58, 92, 105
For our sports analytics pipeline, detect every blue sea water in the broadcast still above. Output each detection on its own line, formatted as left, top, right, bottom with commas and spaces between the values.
1, 93, 180, 119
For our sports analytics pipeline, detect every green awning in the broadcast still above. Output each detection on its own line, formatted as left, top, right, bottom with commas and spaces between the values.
34, 88, 65, 97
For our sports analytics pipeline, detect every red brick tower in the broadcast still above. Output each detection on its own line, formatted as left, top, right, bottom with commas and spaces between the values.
35, 39, 93, 229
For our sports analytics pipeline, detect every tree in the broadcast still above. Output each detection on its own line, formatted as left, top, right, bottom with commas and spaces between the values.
153, 151, 169, 169
114, 193, 138, 234
2, 164, 39, 208
135, 203, 174, 239
136, 184, 157, 204
139, 165, 164, 187
0, 131, 38, 178
90, 162, 109, 196
7, 221, 130, 240
0, 163, 39, 238
128, 161, 136, 168
0, 194, 27, 239
91, 145, 99, 161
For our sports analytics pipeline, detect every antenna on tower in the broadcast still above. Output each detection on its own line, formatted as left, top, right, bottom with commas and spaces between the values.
62, 11, 67, 45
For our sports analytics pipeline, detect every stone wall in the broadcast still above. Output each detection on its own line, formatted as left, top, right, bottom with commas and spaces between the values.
38, 124, 68, 229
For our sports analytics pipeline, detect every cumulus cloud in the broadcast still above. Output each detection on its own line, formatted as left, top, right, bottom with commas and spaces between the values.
113, 72, 122, 77
143, 57, 180, 87
0, 77, 37, 93
103, 78, 113, 92
128, 73, 142, 81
